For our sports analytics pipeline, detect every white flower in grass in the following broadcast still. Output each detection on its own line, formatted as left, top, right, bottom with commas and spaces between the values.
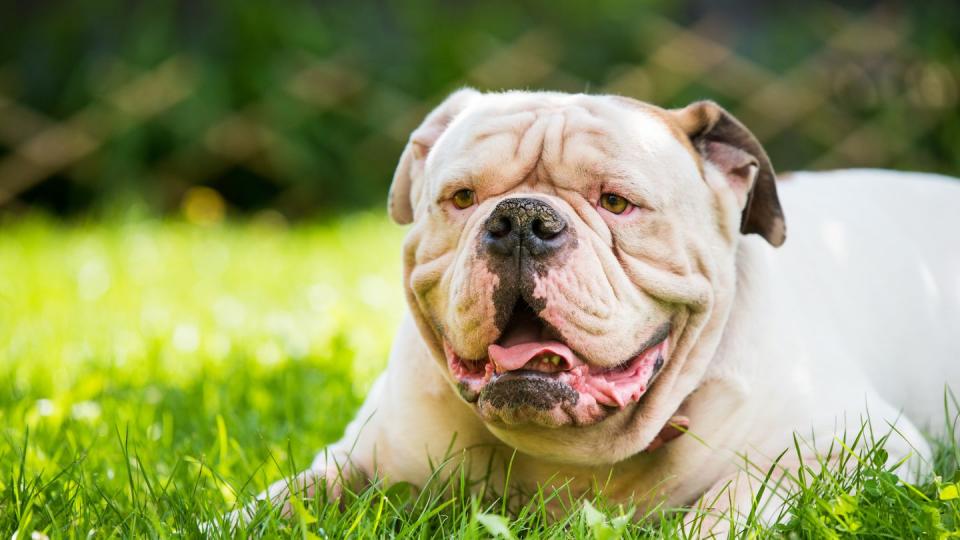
35, 399, 55, 417
140, 303, 171, 334
213, 295, 246, 329
70, 401, 102, 421
206, 332, 232, 360
358, 274, 391, 309
308, 282, 338, 313
77, 259, 111, 301
147, 423, 163, 441
10, 531, 50, 540
144, 387, 163, 404
284, 331, 310, 359
256, 341, 284, 366
172, 323, 200, 353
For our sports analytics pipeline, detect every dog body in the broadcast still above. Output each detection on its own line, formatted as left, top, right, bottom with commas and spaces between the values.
768, 169, 960, 435
269, 91, 960, 526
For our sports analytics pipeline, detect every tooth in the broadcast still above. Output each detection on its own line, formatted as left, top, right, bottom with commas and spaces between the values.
551, 355, 561, 365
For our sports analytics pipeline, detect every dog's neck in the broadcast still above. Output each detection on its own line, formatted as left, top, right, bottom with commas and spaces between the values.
701, 237, 780, 387
643, 239, 779, 455
642, 413, 690, 452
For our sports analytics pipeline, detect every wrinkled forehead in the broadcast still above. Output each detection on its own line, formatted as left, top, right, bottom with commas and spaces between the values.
425, 93, 700, 193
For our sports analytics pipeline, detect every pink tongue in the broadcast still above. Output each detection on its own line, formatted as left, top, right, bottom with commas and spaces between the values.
487, 341, 581, 372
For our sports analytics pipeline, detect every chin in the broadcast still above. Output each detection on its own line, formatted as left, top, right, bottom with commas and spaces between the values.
443, 298, 672, 429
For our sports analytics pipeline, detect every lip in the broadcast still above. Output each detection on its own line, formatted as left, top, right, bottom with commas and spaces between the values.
444, 321, 671, 409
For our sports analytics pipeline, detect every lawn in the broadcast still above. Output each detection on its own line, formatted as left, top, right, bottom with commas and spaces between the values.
1, 216, 958, 538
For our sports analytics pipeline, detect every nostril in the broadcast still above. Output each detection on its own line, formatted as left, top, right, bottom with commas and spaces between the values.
487, 216, 512, 238
531, 217, 566, 240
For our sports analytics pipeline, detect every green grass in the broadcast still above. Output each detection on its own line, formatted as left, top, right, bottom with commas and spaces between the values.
0, 216, 958, 538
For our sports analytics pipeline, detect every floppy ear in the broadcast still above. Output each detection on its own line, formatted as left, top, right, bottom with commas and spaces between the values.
669, 100, 786, 247
388, 88, 481, 224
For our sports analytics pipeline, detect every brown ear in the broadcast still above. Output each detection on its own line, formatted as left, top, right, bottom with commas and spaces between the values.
670, 101, 786, 247
388, 88, 481, 224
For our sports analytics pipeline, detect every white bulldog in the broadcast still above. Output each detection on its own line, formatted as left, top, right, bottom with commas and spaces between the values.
253, 89, 960, 531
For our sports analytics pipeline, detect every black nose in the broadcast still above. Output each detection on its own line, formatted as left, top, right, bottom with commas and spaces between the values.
483, 198, 569, 258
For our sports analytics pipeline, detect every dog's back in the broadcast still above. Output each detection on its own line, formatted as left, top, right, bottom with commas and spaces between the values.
771, 169, 960, 434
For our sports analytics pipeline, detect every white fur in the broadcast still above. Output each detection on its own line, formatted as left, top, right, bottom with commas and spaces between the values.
247, 92, 960, 534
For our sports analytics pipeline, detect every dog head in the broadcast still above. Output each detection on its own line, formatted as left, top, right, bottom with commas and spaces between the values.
389, 89, 784, 464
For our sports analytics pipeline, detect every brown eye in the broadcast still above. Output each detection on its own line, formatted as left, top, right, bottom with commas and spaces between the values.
452, 189, 476, 209
599, 193, 630, 214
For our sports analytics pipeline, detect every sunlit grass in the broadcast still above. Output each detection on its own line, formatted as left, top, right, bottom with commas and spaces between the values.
0, 214, 405, 535
0, 216, 957, 538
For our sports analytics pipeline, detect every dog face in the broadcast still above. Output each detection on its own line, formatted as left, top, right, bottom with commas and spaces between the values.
390, 89, 784, 464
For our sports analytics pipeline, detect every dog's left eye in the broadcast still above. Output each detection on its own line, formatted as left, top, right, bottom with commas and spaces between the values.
599, 193, 630, 214
452, 189, 476, 209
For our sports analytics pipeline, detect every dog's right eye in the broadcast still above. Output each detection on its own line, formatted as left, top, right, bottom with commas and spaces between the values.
452, 189, 476, 209
599, 193, 631, 215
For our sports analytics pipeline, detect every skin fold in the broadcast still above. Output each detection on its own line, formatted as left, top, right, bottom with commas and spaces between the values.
240, 90, 960, 535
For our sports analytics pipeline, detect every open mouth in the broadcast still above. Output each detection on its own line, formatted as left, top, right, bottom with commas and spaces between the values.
444, 300, 670, 410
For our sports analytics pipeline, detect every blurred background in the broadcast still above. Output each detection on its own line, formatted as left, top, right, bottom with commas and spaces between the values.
1, 0, 958, 221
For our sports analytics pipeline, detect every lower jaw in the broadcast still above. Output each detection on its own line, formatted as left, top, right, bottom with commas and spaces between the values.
476, 394, 610, 427
468, 371, 623, 428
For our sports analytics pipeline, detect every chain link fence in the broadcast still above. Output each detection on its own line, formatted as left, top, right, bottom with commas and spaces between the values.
0, 1, 957, 218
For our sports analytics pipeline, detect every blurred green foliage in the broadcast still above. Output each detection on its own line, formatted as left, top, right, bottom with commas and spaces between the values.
0, 0, 958, 218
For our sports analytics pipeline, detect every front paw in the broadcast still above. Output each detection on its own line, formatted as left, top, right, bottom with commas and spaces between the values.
211, 459, 355, 532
